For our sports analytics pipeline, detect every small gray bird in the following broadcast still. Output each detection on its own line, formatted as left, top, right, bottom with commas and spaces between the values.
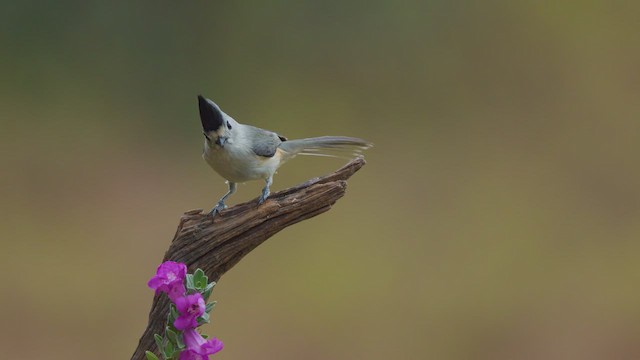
197, 95, 372, 216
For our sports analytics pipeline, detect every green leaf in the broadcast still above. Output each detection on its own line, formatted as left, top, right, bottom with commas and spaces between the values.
194, 268, 205, 280
193, 268, 207, 290
165, 340, 175, 357
205, 301, 216, 314
166, 327, 178, 345
185, 274, 195, 290
154, 334, 164, 353
198, 311, 210, 326
145, 351, 160, 360
175, 331, 185, 349
201, 282, 216, 301
169, 304, 179, 324
167, 304, 180, 330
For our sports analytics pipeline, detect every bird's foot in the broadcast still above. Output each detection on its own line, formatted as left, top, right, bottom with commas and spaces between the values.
208, 201, 227, 216
257, 188, 270, 205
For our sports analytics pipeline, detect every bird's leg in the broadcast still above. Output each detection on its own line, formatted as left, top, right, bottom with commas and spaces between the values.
209, 182, 237, 216
257, 176, 273, 205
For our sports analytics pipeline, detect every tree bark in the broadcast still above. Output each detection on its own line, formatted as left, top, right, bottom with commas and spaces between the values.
132, 157, 366, 360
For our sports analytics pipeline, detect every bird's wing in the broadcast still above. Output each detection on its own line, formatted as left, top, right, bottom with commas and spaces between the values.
246, 126, 285, 158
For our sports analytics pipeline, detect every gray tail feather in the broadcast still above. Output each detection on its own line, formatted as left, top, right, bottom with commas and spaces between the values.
279, 136, 372, 159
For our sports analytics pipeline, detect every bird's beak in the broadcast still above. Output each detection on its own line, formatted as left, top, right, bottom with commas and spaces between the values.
215, 136, 227, 147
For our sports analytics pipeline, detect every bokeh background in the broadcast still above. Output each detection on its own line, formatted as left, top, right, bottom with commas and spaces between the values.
2, 1, 640, 359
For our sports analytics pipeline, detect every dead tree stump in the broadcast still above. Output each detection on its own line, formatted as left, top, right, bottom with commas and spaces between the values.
132, 157, 366, 359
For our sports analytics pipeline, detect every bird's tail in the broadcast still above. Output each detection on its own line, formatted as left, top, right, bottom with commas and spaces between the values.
278, 136, 372, 160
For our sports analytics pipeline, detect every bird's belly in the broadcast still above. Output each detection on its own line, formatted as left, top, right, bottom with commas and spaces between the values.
204, 147, 280, 183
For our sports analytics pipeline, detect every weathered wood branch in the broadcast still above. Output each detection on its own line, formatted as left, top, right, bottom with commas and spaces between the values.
132, 157, 366, 360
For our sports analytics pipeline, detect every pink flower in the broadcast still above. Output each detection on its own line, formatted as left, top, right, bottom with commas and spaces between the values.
180, 329, 223, 359
179, 349, 206, 360
148, 261, 187, 302
174, 293, 206, 330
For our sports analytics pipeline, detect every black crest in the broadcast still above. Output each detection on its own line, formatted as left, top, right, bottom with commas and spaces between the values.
198, 95, 224, 133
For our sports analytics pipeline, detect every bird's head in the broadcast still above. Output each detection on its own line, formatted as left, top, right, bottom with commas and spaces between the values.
198, 95, 235, 147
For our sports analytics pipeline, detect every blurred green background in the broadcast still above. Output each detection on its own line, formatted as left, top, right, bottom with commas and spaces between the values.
2, 1, 640, 359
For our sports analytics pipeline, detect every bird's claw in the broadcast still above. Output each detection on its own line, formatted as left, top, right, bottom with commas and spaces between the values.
257, 189, 270, 205
208, 201, 227, 217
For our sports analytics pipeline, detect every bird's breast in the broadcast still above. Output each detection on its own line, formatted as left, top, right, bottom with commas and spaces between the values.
203, 143, 282, 183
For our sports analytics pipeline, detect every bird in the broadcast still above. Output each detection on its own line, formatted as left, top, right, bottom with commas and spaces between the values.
197, 95, 372, 216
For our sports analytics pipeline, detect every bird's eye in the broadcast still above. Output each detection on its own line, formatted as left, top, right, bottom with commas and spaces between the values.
226, 122, 232, 130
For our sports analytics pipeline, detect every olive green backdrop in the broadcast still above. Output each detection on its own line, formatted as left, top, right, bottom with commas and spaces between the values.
2, 1, 640, 359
